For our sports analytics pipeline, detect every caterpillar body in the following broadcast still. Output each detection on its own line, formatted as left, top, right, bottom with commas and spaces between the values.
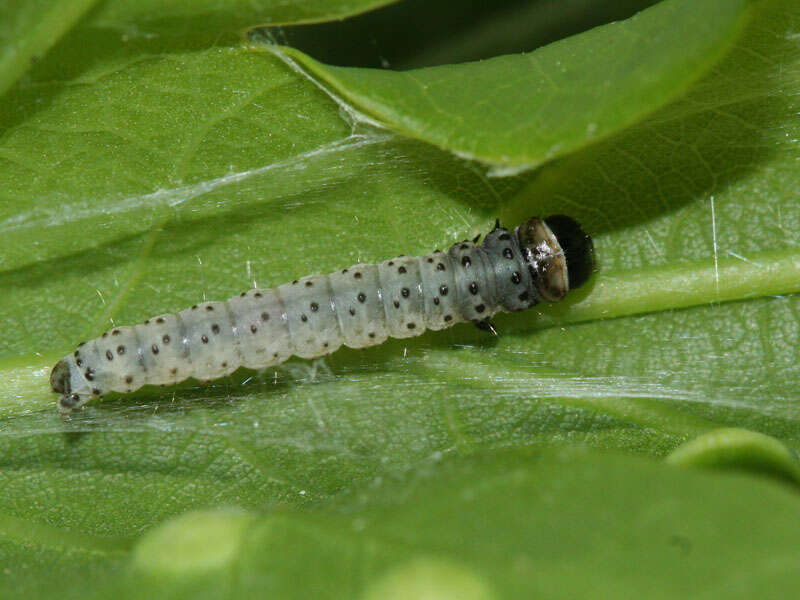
51, 216, 593, 415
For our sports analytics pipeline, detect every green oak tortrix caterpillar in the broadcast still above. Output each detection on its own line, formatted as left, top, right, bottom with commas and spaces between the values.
51, 216, 594, 415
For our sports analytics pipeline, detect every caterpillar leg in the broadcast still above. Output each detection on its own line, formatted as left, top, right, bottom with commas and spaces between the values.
474, 318, 498, 335
57, 392, 93, 416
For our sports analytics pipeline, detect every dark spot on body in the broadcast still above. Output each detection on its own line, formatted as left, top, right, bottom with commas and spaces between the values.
125, 375, 133, 383
349, 308, 356, 316
427, 258, 433, 263
354, 272, 362, 279
499, 233, 511, 241
519, 291, 529, 302
255, 292, 263, 297
393, 300, 400, 308
273, 352, 279, 358
460, 244, 469, 250
398, 266, 407, 274
292, 280, 298, 285
222, 362, 227, 368
369, 332, 376, 338
144, 320, 150, 325
301, 314, 308, 322
163, 335, 170, 344
511, 271, 521, 284
102, 332, 108, 338
156, 317, 165, 324
469, 282, 479, 295
358, 293, 366, 303
117, 345, 125, 355
251, 324, 258, 333
85, 368, 94, 381
191, 305, 198, 310
240, 292, 246, 297
112, 329, 120, 336
388, 261, 394, 266
92, 388, 101, 395
407, 322, 416, 330
76, 358, 83, 367
475, 304, 486, 313
211, 324, 220, 334
201, 335, 209, 344
462, 256, 471, 267
106, 350, 113, 361
503, 248, 513, 259
206, 305, 214, 311
324, 342, 329, 348
433, 297, 440, 305
261, 312, 270, 321
171, 368, 178, 375
151, 344, 159, 354
305, 281, 313, 287
440, 285, 448, 296
401, 288, 410, 298
78, 341, 86, 347
437, 263, 446, 271
342, 269, 348, 274
310, 302, 319, 312
444, 315, 453, 322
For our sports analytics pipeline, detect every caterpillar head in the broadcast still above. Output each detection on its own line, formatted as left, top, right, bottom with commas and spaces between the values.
50, 356, 92, 415
517, 215, 594, 302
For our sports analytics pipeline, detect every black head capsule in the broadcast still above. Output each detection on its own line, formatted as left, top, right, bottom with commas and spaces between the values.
516, 215, 594, 302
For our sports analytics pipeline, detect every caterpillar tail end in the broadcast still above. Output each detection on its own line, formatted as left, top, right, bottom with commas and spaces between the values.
50, 359, 90, 417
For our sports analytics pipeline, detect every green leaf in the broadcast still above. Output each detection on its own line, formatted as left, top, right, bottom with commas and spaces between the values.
89, 0, 401, 35
268, 0, 753, 170
0, 0, 99, 98
103, 449, 800, 598
0, 0, 402, 104
0, 0, 799, 596
666, 428, 800, 486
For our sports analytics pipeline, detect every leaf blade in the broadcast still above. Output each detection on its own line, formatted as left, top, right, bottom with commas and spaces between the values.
0, 0, 99, 98
267, 0, 753, 169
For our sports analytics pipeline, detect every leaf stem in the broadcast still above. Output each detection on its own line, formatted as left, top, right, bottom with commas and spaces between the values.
540, 247, 800, 326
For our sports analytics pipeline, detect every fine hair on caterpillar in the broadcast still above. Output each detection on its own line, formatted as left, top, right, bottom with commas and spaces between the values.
51, 215, 594, 415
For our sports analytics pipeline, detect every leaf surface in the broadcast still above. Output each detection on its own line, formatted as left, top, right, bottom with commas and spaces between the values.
270, 0, 752, 170
89, 0, 401, 35
101, 450, 800, 599
0, 0, 99, 97
0, 0, 798, 597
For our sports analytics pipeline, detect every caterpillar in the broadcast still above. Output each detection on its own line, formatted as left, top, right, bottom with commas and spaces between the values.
51, 216, 593, 415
